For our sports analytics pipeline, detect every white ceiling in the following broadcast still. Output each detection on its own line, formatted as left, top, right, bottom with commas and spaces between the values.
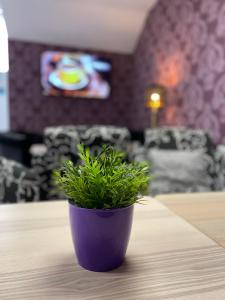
0, 0, 157, 54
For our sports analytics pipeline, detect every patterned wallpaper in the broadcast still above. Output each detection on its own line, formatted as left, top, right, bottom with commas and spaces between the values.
9, 40, 133, 132
133, 0, 225, 144
9, 0, 225, 144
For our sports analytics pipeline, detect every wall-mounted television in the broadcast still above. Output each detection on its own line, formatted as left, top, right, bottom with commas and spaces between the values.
41, 51, 112, 99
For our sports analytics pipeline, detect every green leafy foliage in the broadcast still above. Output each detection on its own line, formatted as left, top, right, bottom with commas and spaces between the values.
54, 144, 150, 209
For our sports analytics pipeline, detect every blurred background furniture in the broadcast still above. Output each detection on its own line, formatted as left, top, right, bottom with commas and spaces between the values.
0, 126, 224, 203
31, 125, 131, 200
30, 125, 225, 200
132, 127, 225, 195
0, 156, 39, 203
0, 131, 43, 167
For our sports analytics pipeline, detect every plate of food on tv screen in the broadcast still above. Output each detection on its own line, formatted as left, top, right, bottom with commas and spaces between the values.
41, 51, 112, 99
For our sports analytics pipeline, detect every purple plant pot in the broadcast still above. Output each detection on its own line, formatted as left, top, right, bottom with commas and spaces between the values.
69, 203, 134, 272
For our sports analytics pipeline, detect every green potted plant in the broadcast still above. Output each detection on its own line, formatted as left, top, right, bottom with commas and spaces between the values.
54, 145, 150, 272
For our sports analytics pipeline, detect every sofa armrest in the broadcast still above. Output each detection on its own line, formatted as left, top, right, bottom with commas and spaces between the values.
213, 149, 225, 190
0, 156, 40, 203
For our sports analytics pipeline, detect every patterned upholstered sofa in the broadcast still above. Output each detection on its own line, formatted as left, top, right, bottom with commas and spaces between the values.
31, 125, 131, 200
30, 125, 225, 200
0, 156, 40, 203
2, 126, 224, 203
132, 127, 225, 195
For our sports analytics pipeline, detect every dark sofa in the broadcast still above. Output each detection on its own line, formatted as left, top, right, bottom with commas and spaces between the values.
30, 125, 225, 200
1, 125, 224, 203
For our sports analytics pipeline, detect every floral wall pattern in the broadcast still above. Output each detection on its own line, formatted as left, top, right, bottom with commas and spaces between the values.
9, 40, 133, 132
133, 0, 225, 144
9, 0, 225, 144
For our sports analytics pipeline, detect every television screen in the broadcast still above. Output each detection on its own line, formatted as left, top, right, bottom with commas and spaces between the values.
41, 51, 112, 99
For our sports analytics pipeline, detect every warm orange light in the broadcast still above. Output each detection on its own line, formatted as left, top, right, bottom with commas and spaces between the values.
155, 52, 185, 88
145, 85, 166, 128
146, 98, 163, 109
145, 87, 165, 110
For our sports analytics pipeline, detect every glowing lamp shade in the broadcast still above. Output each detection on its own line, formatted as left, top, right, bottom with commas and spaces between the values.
146, 86, 165, 110
149, 92, 162, 109
0, 8, 9, 73
145, 85, 166, 128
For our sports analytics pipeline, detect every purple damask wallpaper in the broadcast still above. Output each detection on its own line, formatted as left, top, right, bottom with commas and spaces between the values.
133, 0, 225, 144
9, 40, 133, 132
9, 0, 225, 143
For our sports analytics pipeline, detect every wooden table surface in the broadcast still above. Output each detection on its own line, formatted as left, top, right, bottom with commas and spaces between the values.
1, 196, 225, 299
157, 192, 225, 249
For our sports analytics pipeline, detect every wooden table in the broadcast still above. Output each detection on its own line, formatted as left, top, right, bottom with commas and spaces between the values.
157, 192, 225, 249
1, 196, 225, 299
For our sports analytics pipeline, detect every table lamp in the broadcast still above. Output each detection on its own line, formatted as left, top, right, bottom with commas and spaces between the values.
145, 85, 165, 128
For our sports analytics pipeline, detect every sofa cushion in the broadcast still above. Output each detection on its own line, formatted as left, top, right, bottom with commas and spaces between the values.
44, 126, 80, 161
74, 125, 131, 154
147, 149, 212, 195
44, 125, 131, 154
144, 127, 221, 190
144, 127, 215, 152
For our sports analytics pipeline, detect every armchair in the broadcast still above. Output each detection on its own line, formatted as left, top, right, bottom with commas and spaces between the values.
133, 127, 225, 195
0, 156, 39, 203
31, 125, 131, 200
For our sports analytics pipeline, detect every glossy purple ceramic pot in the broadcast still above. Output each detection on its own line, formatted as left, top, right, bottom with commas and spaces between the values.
69, 203, 134, 272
